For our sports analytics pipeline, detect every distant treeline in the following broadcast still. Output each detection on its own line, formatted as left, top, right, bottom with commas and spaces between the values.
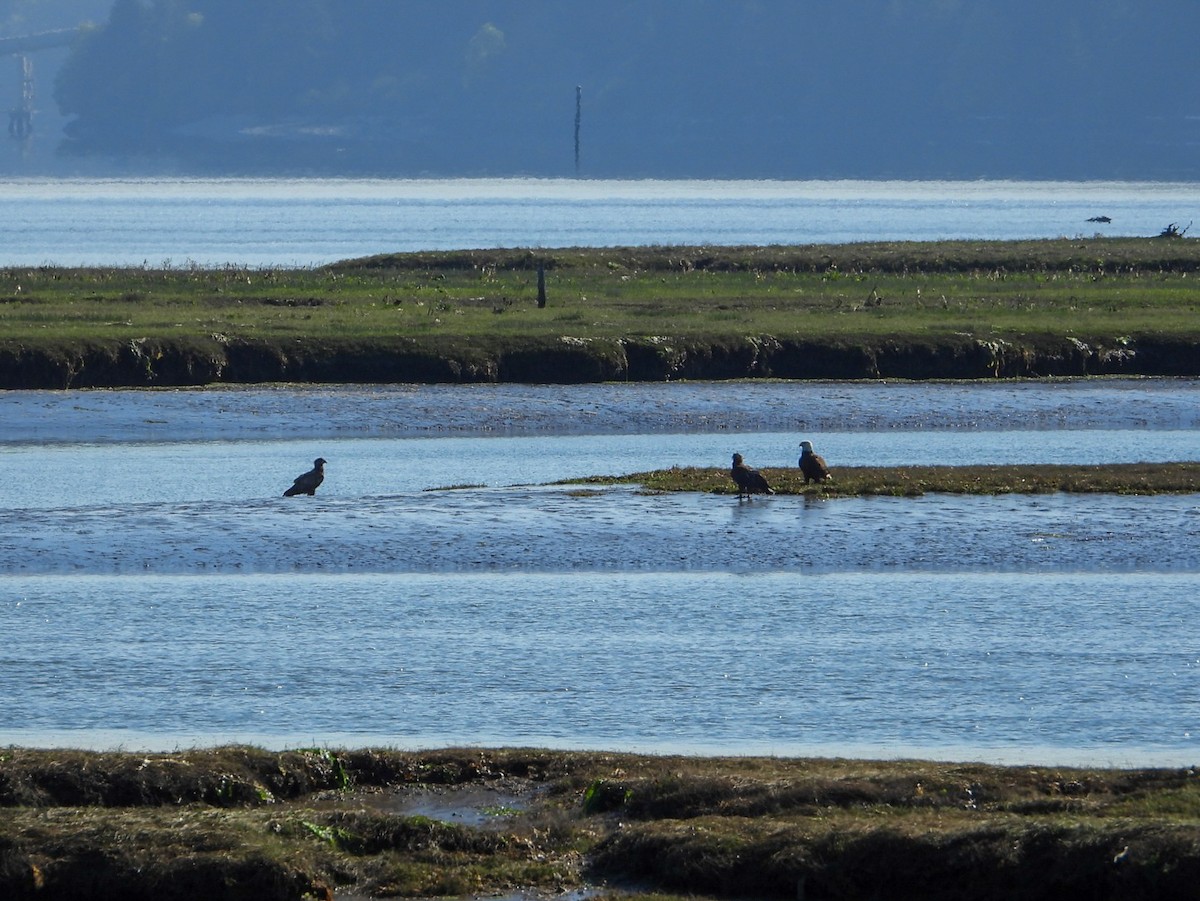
51, 0, 1200, 179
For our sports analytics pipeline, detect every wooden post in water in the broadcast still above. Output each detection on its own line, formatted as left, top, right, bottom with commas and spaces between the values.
537, 262, 547, 308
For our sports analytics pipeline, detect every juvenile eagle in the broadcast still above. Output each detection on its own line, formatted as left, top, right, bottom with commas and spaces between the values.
283, 457, 326, 496
798, 440, 831, 483
731, 453, 774, 498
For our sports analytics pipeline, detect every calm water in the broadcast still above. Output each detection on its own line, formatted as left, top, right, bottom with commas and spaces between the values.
3, 572, 1197, 765
1, 177, 1197, 267
2, 381, 1198, 764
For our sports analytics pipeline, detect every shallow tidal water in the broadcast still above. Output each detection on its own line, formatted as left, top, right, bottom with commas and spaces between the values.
4, 572, 1198, 766
2, 379, 1198, 765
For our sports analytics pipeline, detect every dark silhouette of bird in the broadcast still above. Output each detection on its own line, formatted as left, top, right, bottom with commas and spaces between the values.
730, 453, 774, 498
283, 457, 326, 496
798, 440, 832, 484
1086, 215, 1112, 223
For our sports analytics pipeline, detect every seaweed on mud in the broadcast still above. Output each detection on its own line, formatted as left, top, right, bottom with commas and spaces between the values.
3, 748, 1200, 901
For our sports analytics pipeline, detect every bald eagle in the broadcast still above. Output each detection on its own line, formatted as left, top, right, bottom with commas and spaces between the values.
283, 457, 326, 496
731, 453, 774, 498
798, 440, 831, 484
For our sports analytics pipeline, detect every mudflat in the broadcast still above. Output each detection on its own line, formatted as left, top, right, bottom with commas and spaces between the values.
580, 461, 1200, 496
2, 746, 1198, 900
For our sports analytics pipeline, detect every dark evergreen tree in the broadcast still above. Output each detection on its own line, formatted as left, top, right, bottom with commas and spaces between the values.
48, 0, 1200, 179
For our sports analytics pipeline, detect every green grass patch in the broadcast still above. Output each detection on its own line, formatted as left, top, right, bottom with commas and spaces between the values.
2, 238, 1199, 344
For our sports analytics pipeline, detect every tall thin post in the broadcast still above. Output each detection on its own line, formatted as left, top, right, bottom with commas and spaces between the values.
537, 263, 547, 308
8, 55, 33, 142
574, 85, 582, 175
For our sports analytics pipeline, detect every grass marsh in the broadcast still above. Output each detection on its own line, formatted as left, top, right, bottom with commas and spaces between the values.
2, 238, 1199, 344
574, 462, 1200, 497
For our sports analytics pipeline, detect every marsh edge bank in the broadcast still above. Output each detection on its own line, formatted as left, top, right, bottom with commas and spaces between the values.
3, 331, 1198, 388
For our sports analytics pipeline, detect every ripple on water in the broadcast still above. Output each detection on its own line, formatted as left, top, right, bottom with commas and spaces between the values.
1, 571, 1197, 765
2, 379, 1199, 443
1, 487, 1197, 574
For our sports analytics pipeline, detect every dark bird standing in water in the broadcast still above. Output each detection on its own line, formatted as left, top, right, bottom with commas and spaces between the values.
798, 440, 831, 483
731, 453, 774, 498
283, 457, 326, 496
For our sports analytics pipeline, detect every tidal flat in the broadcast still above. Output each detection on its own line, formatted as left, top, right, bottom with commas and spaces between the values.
581, 461, 1200, 496
2, 746, 1199, 901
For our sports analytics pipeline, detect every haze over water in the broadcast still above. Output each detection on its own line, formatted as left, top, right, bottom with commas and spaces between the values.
1, 177, 1197, 267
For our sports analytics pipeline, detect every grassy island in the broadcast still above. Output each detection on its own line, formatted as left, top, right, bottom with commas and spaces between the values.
574, 462, 1200, 496
1, 746, 1198, 901
2, 238, 1199, 386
